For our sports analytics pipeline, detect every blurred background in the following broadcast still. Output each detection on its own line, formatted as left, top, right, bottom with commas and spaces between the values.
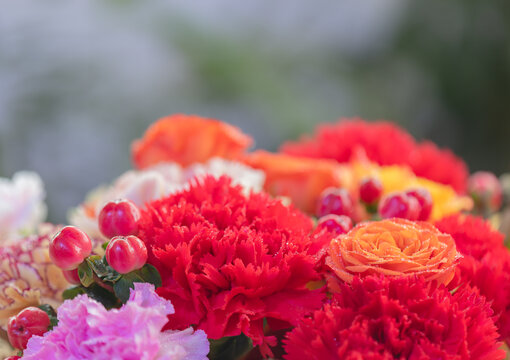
1, 0, 509, 223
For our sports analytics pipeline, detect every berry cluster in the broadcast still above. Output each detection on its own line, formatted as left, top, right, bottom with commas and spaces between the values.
379, 188, 432, 221
99, 199, 147, 274
51, 199, 147, 277
6, 199, 150, 354
315, 176, 434, 234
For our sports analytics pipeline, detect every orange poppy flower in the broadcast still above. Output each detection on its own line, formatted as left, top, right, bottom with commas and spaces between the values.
242, 151, 354, 214
132, 114, 252, 168
326, 218, 460, 285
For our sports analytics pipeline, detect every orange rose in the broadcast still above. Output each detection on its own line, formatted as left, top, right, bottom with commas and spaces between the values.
132, 114, 253, 168
326, 218, 460, 285
242, 151, 354, 213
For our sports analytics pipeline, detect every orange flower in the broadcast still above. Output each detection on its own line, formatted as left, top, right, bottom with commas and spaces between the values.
326, 218, 460, 285
242, 151, 354, 213
132, 114, 253, 168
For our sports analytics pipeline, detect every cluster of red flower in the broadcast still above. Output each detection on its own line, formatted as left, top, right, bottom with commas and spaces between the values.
9, 114, 507, 360
281, 119, 469, 193
126, 115, 509, 359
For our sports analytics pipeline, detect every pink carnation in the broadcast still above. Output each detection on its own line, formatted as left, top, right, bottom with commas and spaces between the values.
22, 283, 209, 360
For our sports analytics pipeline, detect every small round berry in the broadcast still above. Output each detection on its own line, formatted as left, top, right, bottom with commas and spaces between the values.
359, 177, 383, 204
49, 226, 92, 270
405, 188, 433, 221
106, 235, 148, 274
62, 268, 81, 285
7, 307, 50, 350
317, 215, 353, 235
317, 188, 354, 218
468, 171, 502, 212
98, 199, 141, 238
378, 192, 420, 220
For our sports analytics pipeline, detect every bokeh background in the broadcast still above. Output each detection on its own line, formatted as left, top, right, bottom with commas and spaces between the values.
1, 0, 509, 223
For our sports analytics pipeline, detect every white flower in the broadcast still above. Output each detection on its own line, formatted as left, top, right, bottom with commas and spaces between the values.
69, 158, 265, 239
186, 157, 265, 195
0, 171, 47, 244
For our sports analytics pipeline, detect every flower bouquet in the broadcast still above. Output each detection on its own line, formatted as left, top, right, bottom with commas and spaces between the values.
1, 115, 510, 359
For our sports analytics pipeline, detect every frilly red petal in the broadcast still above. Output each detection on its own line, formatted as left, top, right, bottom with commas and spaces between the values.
138, 176, 326, 353
284, 276, 504, 360
281, 118, 468, 193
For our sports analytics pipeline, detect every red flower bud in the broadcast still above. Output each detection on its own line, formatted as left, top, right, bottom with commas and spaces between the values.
317, 188, 354, 218
405, 188, 433, 221
106, 235, 148, 274
468, 171, 502, 212
98, 199, 141, 238
378, 192, 420, 220
317, 214, 353, 235
7, 307, 50, 350
62, 268, 81, 285
359, 177, 383, 204
49, 226, 92, 270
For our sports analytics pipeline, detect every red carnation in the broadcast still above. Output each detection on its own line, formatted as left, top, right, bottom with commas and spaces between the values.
281, 119, 415, 166
410, 142, 468, 194
434, 214, 504, 259
283, 276, 504, 360
280, 118, 468, 193
435, 214, 510, 343
137, 176, 328, 356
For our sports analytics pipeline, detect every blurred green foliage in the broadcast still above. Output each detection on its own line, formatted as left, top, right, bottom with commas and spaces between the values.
1, 1, 510, 222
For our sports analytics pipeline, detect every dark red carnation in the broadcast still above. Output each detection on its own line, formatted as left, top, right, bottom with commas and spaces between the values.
283, 276, 504, 360
137, 176, 328, 356
435, 214, 510, 344
280, 119, 468, 193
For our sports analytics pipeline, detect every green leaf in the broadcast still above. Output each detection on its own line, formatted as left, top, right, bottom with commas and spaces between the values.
101, 255, 122, 283
450, 284, 462, 295
62, 285, 119, 309
102, 271, 122, 283
62, 286, 86, 300
113, 264, 162, 303
102, 241, 109, 251
113, 276, 134, 303
365, 203, 378, 214
137, 264, 162, 288
84, 283, 120, 309
78, 262, 94, 287
38, 304, 58, 330
208, 333, 253, 360
86, 255, 109, 277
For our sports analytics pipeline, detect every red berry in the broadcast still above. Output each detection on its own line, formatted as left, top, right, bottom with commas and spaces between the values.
317, 215, 353, 235
106, 235, 148, 274
378, 192, 420, 220
359, 177, 383, 204
7, 307, 50, 350
5, 356, 21, 360
468, 171, 502, 211
405, 188, 433, 221
317, 188, 354, 218
62, 268, 81, 285
98, 199, 141, 238
50, 226, 92, 270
